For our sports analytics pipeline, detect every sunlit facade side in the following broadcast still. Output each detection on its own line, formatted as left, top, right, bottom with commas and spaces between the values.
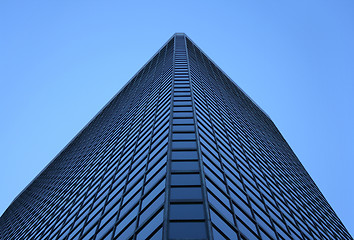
0, 33, 352, 240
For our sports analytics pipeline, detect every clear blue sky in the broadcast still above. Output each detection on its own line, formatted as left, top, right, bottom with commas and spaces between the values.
1, 0, 353, 235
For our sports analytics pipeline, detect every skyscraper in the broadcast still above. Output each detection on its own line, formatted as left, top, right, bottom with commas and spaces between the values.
0, 33, 351, 240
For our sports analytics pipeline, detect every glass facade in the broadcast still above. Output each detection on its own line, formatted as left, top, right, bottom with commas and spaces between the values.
0, 33, 352, 240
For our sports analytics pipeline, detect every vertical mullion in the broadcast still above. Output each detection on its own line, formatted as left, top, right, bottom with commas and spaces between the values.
186, 35, 213, 240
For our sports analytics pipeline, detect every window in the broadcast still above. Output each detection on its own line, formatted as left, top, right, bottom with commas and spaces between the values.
171, 161, 199, 171
170, 204, 204, 220
170, 187, 202, 201
173, 133, 196, 140
171, 174, 201, 186
169, 222, 207, 239
171, 151, 198, 160
173, 125, 195, 132
172, 141, 197, 150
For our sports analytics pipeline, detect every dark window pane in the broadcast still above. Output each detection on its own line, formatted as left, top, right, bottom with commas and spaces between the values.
170, 204, 205, 220
173, 125, 195, 132
174, 101, 192, 106
171, 174, 201, 186
174, 88, 190, 92
173, 118, 194, 124
171, 161, 199, 171
172, 151, 198, 160
170, 187, 202, 200
169, 222, 207, 239
173, 133, 196, 140
172, 141, 197, 150
173, 106, 193, 112
173, 112, 193, 118
174, 96, 191, 101
174, 84, 190, 88
174, 92, 191, 97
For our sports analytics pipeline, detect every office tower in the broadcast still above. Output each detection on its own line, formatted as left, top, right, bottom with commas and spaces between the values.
0, 33, 352, 240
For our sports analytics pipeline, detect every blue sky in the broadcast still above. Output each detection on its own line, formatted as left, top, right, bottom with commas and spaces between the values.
1, 0, 353, 235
